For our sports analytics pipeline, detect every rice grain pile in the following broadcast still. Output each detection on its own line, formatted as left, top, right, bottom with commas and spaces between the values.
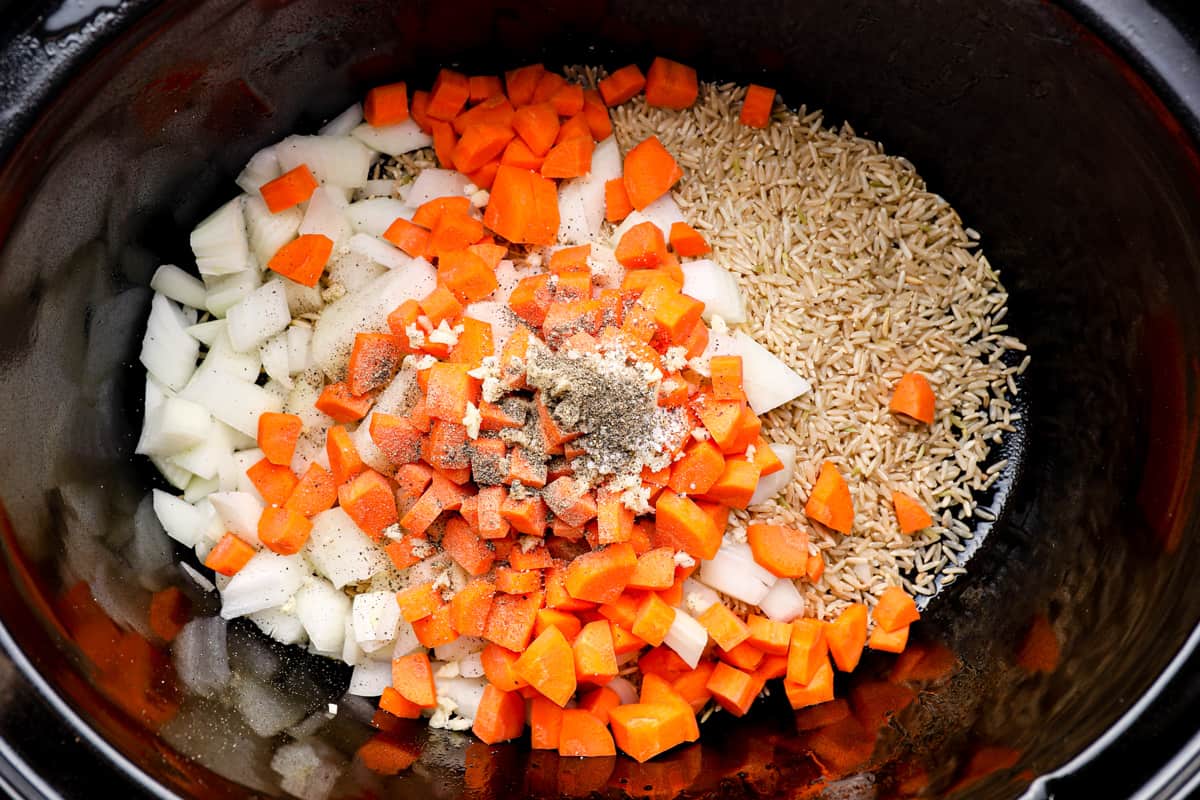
601, 76, 1028, 620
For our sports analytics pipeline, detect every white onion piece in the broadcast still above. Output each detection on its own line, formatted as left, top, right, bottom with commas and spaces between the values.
199, 326, 260, 382
173, 616, 231, 697
758, 578, 806, 622
183, 474, 219, 503
563, 135, 621, 238
143, 373, 168, 416
348, 659, 392, 697
226, 281, 291, 353
639, 193, 686, 239
180, 365, 282, 437
150, 457, 192, 490
311, 258, 436, 380
435, 637, 486, 663
459, 651, 486, 679
300, 186, 352, 250
731, 331, 812, 414
244, 194, 302, 267
287, 325, 313, 374
191, 197, 251, 276
606, 676, 639, 705
749, 443, 797, 506
358, 179, 397, 199
489, 259, 539, 305
392, 619, 422, 658
352, 368, 419, 472
220, 551, 308, 619
186, 319, 224, 347
151, 489, 204, 547
612, 210, 657, 244
347, 232, 411, 271
260, 332, 293, 389
328, 250, 387, 294
204, 268, 263, 318
464, 301, 516, 356
137, 396, 212, 457
170, 420, 239, 481
698, 543, 776, 605
681, 259, 747, 323
680, 577, 722, 616
236, 145, 280, 194
556, 180, 592, 245
150, 264, 207, 309
340, 614, 364, 667
663, 611, 708, 668
405, 168, 470, 206
352, 591, 402, 650
588, 243, 624, 289
181, 561, 216, 593
321, 103, 364, 136
352, 119, 434, 156
306, 508, 390, 588
140, 293, 199, 392
346, 197, 411, 237
232, 449, 267, 500
250, 606, 308, 645
275, 135, 373, 189
436, 676, 488, 721
295, 578, 351, 653
208, 491, 264, 542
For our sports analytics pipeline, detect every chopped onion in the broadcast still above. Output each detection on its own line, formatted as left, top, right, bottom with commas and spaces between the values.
173, 616, 231, 697
320, 102, 364, 136
179, 367, 282, 437
392, 619, 421, 658
680, 577, 722, 616
434, 636, 486, 663
295, 577, 351, 653
208, 490, 265, 542
357, 179, 397, 199
190, 197, 251, 276
249, 606, 308, 645
150, 264, 207, 309
275, 135, 373, 189
244, 193, 302, 266
347, 231, 411, 271
352, 367, 418, 472
204, 268, 263, 318
556, 180, 592, 245
663, 611, 708, 668
328, 250, 387, 294
260, 332, 293, 389
464, 301, 516, 356
698, 542, 777, 605
183, 474, 219, 503
606, 676, 638, 705
405, 168, 470, 206
346, 197, 412, 237
226, 281, 291, 353
436, 676, 488, 721
639, 193, 686, 238
731, 331, 812, 414
588, 243, 624, 289
185, 319, 224, 347
236, 145, 280, 194
306, 507, 390, 588
758, 578, 806, 622
140, 293, 200, 392
352, 119, 434, 156
231, 449, 267, 500
150, 456, 192, 490
489, 259, 539, 305
181, 561, 216, 593
170, 420, 239, 481
152, 489, 205, 547
348, 659, 392, 696
341, 614, 364, 667
137, 395, 212, 457
270, 275, 323, 318
287, 325, 313, 374
612, 209, 657, 243
459, 651, 485, 679
681, 259, 747, 323
352, 591, 402, 649
219, 550, 308, 618
749, 443, 797, 506
299, 186, 352, 249
311, 258, 436, 379
200, 325, 262, 382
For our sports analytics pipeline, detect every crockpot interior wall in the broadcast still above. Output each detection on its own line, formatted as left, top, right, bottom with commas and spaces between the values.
0, 0, 1198, 798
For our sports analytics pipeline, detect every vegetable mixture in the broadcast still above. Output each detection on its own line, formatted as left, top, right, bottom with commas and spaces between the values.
140, 59, 934, 763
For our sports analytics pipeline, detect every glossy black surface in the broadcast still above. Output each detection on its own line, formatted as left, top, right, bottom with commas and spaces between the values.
0, 0, 1199, 798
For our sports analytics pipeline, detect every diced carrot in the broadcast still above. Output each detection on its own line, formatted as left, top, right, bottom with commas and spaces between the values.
267, 233, 332, 287
542, 477, 597, 528
148, 587, 190, 642
381, 214, 428, 259
483, 165, 559, 246
425, 419, 473, 473
514, 625, 577, 706
577, 685, 621, 726
582, 89, 613, 140
384, 534, 430, 571
890, 372, 936, 424
473, 684, 526, 744
246, 458, 299, 506
452, 123, 515, 174
364, 81, 410, 126
638, 675, 698, 744
541, 136, 594, 179
719, 640, 765, 672
413, 603, 458, 648
615, 221, 667, 270
480, 642, 527, 691
501, 137, 545, 170
367, 413, 422, 467
534, 607, 582, 641
746, 615, 792, 655
599, 592, 640, 631
452, 94, 515, 134
447, 576, 495, 637
257, 412, 302, 467
805, 460, 854, 533
892, 491, 933, 534
411, 90, 433, 132
548, 244, 591, 274
532, 71, 567, 103
703, 460, 760, 509
788, 619, 829, 685
603, 180, 635, 226
783, 658, 835, 709
667, 439, 725, 495
259, 164, 318, 213
746, 523, 810, 578
512, 102, 560, 156
430, 120, 457, 168
347, 332, 403, 396
627, 547, 675, 591
594, 486, 634, 546
315, 381, 374, 423
386, 298, 423, 352
338, 469, 398, 540
645, 57, 698, 110
868, 623, 909, 654
739, 84, 775, 129
826, 604, 869, 672
550, 83, 585, 117
470, 158, 502, 192
473, 484, 510, 539
484, 591, 544, 652
740, 436, 784, 476
873, 586, 920, 633
378, 686, 422, 720
325, 425, 365, 484
499, 494, 548, 537
668, 221, 711, 257
652, 292, 705, 344
631, 593, 676, 647
428, 213, 486, 258
623, 136, 684, 210
428, 68, 470, 121
441, 516, 495, 576
708, 355, 743, 401
653, 491, 721, 560
531, 695, 564, 750
558, 709, 616, 757
573, 619, 619, 683
391, 650, 437, 708
257, 506, 313, 555
413, 196, 472, 229
565, 543, 638, 603
396, 581, 444, 623
505, 63, 545, 105
609, 702, 694, 763
203, 533, 255, 576
424, 362, 475, 423
495, 566, 543, 595
698, 602, 751, 652
666, 661, 713, 713
598, 64, 646, 107
470, 74, 505, 103
611, 624, 646, 655
420, 284, 465, 327
807, 553, 825, 583
705, 662, 761, 717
